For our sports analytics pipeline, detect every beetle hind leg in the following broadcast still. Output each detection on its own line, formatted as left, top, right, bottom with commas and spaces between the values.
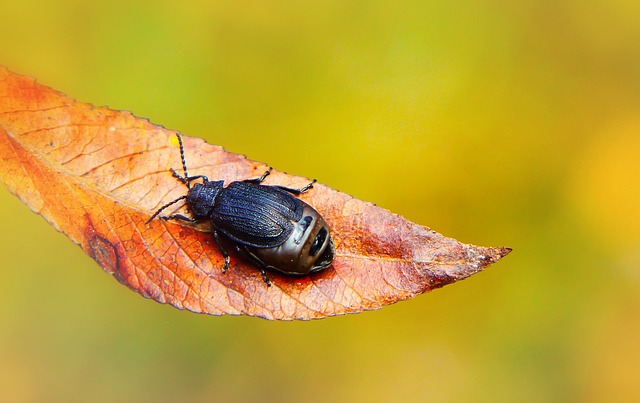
259, 268, 272, 287
209, 232, 272, 286
211, 230, 230, 273
237, 246, 273, 287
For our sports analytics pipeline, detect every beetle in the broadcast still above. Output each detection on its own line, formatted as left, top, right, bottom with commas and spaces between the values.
146, 134, 334, 286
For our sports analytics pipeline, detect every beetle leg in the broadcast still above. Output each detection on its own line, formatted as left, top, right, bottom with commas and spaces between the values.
159, 213, 196, 223
243, 167, 273, 184
146, 195, 189, 223
171, 168, 209, 186
237, 247, 273, 286
186, 175, 209, 182
259, 268, 272, 287
211, 230, 230, 272
274, 179, 317, 195
170, 168, 189, 185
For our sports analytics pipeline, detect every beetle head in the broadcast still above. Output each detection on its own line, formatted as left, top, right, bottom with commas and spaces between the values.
187, 180, 224, 218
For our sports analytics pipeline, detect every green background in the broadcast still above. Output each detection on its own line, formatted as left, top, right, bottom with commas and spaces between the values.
1, 1, 639, 402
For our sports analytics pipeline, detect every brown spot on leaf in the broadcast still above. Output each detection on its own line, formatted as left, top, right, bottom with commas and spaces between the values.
88, 235, 119, 275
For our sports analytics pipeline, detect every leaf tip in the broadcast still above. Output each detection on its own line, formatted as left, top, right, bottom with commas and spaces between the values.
470, 244, 512, 269
439, 243, 512, 283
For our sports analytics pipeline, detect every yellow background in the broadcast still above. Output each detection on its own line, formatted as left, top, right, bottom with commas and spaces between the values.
1, 1, 639, 402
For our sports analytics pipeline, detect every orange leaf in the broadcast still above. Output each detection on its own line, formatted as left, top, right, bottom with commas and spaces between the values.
0, 67, 511, 320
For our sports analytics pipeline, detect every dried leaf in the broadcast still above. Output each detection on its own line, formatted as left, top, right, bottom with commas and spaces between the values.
0, 67, 511, 320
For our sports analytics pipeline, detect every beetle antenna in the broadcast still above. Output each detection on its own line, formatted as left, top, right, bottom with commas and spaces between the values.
146, 195, 188, 224
176, 133, 189, 181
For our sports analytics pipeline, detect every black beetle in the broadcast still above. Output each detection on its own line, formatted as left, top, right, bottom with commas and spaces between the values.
147, 134, 334, 286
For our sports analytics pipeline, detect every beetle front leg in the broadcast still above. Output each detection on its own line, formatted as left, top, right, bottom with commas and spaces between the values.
171, 168, 209, 186
159, 213, 196, 223
211, 230, 230, 273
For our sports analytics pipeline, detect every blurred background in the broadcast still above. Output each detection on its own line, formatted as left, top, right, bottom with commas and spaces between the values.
0, 1, 638, 402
